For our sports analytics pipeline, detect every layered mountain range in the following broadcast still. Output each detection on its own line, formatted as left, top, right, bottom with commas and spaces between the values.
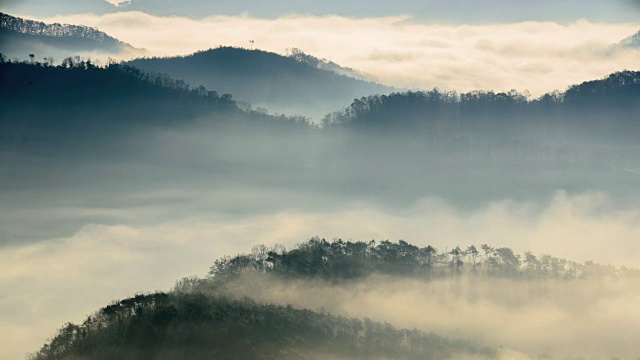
0, 12, 145, 61
3, 11, 640, 360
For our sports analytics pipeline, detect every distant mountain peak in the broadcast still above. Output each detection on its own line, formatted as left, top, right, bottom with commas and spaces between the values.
126, 46, 393, 120
0, 12, 142, 52
620, 29, 640, 48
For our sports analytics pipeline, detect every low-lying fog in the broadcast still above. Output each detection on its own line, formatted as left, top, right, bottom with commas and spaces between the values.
214, 273, 640, 359
1, 119, 639, 359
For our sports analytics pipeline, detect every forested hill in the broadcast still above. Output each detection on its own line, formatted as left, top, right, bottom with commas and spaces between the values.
205, 238, 639, 283
126, 47, 394, 120
29, 293, 493, 360
0, 59, 310, 155
29, 238, 639, 359
0, 59, 234, 131
1, 12, 129, 47
322, 70, 640, 141
0, 12, 145, 60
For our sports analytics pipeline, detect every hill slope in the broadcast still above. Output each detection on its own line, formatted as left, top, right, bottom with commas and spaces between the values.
620, 30, 640, 48
322, 70, 640, 144
0, 60, 311, 158
0, 12, 145, 62
126, 47, 394, 120
29, 293, 493, 360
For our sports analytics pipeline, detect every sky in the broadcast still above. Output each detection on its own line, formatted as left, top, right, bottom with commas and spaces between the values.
1, 1, 640, 359
4, 0, 640, 22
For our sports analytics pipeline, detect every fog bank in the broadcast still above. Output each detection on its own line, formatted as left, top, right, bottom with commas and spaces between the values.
214, 273, 640, 358
31, 12, 640, 96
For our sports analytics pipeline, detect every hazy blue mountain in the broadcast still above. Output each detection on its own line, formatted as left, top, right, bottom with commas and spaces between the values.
3, 60, 639, 238
0, 59, 314, 241
323, 71, 640, 144
0, 60, 237, 157
0, 12, 145, 62
0, 59, 314, 151
620, 30, 640, 48
126, 47, 394, 120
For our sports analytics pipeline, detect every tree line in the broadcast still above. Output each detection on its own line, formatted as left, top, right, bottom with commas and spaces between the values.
0, 56, 314, 157
0, 53, 316, 129
207, 237, 639, 281
28, 237, 640, 359
28, 293, 493, 360
321, 71, 640, 142
0, 53, 235, 105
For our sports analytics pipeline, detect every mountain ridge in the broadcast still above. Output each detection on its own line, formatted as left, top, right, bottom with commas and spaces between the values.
126, 46, 395, 120
620, 29, 640, 48
29, 237, 640, 359
28, 292, 494, 360
1, 12, 139, 49
0, 12, 145, 60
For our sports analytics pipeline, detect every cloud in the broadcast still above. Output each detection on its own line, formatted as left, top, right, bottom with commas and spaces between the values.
225, 273, 640, 358
29, 12, 640, 96
2, 191, 640, 358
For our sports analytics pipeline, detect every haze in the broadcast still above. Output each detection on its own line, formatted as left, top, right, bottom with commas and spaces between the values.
1, 1, 640, 359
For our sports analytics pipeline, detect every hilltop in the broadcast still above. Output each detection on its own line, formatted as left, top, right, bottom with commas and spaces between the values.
0, 12, 145, 62
29, 237, 640, 359
29, 293, 492, 360
0, 59, 309, 158
126, 47, 394, 120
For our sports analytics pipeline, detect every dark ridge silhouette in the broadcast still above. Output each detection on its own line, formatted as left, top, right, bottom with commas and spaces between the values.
2, 59, 639, 190
205, 238, 638, 283
322, 70, 640, 143
0, 12, 145, 61
1, 12, 129, 46
0, 59, 311, 157
126, 47, 394, 120
28, 293, 493, 360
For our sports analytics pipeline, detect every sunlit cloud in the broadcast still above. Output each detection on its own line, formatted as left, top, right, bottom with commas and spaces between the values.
29, 11, 640, 96
230, 274, 640, 358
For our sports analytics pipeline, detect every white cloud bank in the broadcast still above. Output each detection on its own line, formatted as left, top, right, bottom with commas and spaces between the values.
32, 12, 640, 96
2, 191, 640, 359
231, 274, 640, 358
